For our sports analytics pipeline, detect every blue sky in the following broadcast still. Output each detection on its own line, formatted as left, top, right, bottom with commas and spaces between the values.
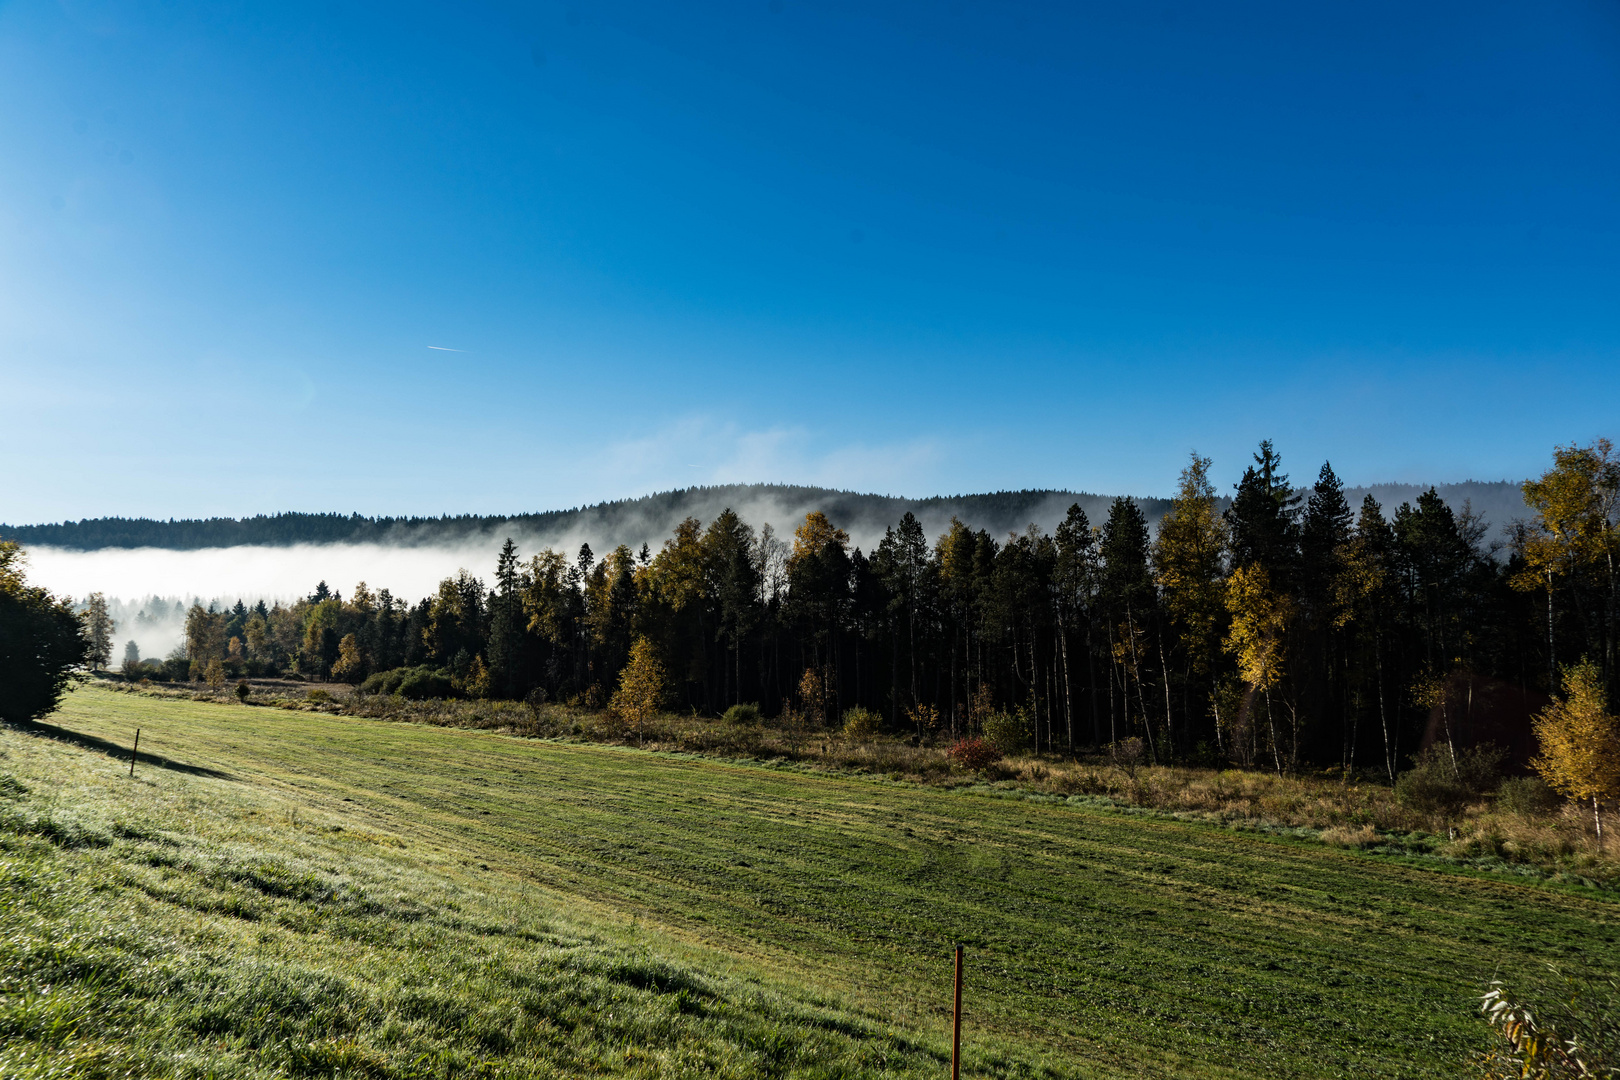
4, 0, 1617, 523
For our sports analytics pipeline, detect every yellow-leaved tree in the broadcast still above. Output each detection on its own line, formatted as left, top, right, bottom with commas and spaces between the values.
1224, 563, 1294, 774
1153, 453, 1229, 750
1532, 659, 1620, 846
611, 636, 666, 746
331, 633, 366, 684
788, 511, 850, 574
1512, 439, 1620, 691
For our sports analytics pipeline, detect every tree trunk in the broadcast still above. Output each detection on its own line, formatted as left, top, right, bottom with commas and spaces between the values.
1087, 619, 1100, 748
1441, 691, 1457, 772
1264, 685, 1282, 775
891, 621, 899, 729
1032, 636, 1041, 753
908, 596, 918, 726
1547, 571, 1557, 692
1159, 630, 1174, 762
1058, 619, 1074, 753
1376, 643, 1394, 783
1126, 610, 1156, 764
1105, 621, 1117, 746
950, 633, 958, 740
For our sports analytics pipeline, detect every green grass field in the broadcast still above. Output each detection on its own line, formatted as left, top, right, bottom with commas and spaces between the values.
4, 684, 1617, 1078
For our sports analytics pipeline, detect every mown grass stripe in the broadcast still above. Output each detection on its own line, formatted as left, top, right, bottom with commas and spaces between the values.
30, 685, 1620, 1078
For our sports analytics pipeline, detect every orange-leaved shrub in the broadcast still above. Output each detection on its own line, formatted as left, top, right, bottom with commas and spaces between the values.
948, 737, 1002, 772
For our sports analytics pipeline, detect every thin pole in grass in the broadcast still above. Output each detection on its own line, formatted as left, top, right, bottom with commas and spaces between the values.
951, 944, 963, 1080
129, 728, 140, 777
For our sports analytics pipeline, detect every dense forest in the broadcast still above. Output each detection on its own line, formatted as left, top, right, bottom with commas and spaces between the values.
154, 442, 1615, 777
0, 480, 1527, 555
0, 487, 1138, 551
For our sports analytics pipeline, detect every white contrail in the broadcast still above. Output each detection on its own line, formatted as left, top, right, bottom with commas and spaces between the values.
427, 345, 464, 351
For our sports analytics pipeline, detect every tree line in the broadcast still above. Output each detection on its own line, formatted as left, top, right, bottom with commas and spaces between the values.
0, 486, 1126, 551
167, 440, 1617, 775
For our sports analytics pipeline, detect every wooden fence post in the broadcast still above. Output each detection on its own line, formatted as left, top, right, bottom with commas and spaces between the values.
129, 728, 140, 777
952, 944, 963, 1080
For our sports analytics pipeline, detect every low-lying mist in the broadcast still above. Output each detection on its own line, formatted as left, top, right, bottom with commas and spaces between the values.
33, 541, 518, 659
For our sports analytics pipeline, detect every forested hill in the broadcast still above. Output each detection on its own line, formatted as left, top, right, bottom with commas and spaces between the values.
0, 480, 1526, 552
0, 486, 1130, 552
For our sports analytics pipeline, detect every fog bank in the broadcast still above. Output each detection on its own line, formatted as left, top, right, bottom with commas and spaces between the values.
33, 542, 516, 660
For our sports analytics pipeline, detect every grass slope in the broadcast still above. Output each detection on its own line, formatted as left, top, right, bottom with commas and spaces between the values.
5, 685, 1618, 1078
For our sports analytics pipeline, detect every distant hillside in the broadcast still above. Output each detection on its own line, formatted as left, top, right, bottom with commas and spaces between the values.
0, 480, 1529, 553
0, 486, 1135, 553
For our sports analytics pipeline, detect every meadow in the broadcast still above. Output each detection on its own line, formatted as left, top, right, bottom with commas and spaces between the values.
181, 677, 1620, 890
3, 684, 1617, 1078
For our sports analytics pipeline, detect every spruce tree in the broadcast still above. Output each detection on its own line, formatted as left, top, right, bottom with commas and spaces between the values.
1299, 462, 1354, 762
79, 593, 114, 670
487, 538, 526, 698
1341, 495, 1399, 779
1301, 463, 1352, 599
1226, 440, 1302, 589
705, 510, 760, 707
1100, 497, 1157, 755
1054, 504, 1100, 748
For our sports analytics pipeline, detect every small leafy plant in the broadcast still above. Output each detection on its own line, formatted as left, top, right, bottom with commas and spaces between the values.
1478, 969, 1619, 1079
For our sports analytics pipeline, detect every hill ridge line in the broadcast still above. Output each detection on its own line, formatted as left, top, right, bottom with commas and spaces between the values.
1, 480, 1528, 551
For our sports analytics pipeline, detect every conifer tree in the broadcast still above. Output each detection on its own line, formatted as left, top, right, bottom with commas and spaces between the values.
79, 592, 114, 670
1337, 495, 1400, 779
935, 517, 978, 736
1301, 463, 1352, 606
487, 538, 527, 698
1300, 462, 1353, 763
1226, 440, 1302, 588
225, 598, 249, 644
893, 512, 932, 719
1394, 490, 1476, 677
705, 509, 760, 707
1054, 504, 1100, 748
1101, 497, 1155, 752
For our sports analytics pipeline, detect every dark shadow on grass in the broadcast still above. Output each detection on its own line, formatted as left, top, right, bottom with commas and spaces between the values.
5, 718, 237, 781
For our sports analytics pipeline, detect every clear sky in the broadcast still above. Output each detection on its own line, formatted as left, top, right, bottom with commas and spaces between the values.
4, 0, 1617, 524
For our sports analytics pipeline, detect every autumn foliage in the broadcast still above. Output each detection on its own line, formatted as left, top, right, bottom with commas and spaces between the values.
1532, 659, 1620, 843
948, 737, 1002, 771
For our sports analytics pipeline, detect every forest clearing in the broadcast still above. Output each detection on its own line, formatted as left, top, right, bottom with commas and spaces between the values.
3, 683, 1616, 1077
